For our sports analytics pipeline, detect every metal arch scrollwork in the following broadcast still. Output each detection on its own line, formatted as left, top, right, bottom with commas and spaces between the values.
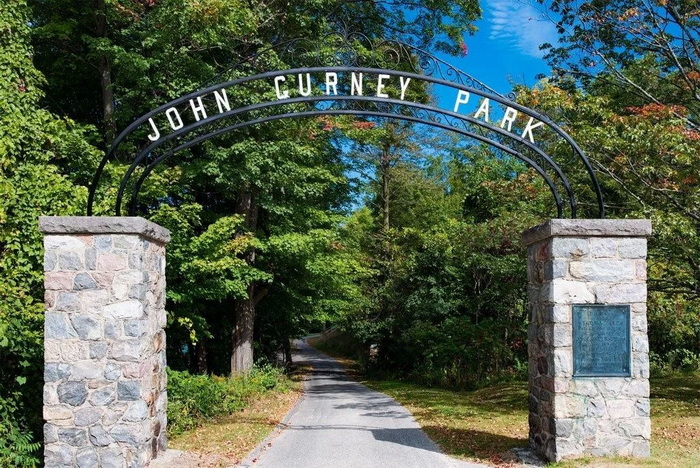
445, 113, 476, 135
87, 26, 605, 219
127, 107, 567, 219
201, 23, 504, 98
91, 69, 596, 217
415, 52, 441, 78
314, 100, 338, 113
117, 91, 576, 218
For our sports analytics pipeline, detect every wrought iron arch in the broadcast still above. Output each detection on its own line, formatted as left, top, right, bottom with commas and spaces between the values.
128, 109, 565, 218
87, 30, 605, 219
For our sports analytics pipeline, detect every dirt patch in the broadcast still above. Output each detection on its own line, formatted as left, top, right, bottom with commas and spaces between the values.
149, 449, 227, 468
163, 381, 303, 467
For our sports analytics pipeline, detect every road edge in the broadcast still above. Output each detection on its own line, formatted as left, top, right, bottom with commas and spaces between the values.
236, 342, 310, 467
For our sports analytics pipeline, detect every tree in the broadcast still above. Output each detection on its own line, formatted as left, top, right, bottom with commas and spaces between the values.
339, 136, 553, 387
27, 0, 484, 377
0, 0, 100, 463
530, 1, 700, 364
30, 0, 482, 143
344, 121, 425, 232
517, 79, 700, 365
539, 0, 700, 127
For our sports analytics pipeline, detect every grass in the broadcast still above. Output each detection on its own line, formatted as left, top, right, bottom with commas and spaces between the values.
360, 374, 700, 467
165, 335, 699, 467
166, 367, 305, 466
363, 379, 529, 465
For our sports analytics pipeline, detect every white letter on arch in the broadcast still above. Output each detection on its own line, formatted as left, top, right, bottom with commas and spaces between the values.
474, 98, 490, 122
147, 118, 160, 141
399, 76, 411, 100
351, 73, 363, 96
325, 72, 338, 96
298, 73, 312, 97
453, 90, 470, 112
500, 107, 518, 131
214, 89, 231, 113
274, 76, 289, 99
166, 107, 184, 131
189, 96, 208, 121
376, 74, 390, 98
522, 117, 545, 143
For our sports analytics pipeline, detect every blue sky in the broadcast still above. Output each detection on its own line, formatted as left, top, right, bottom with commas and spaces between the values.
441, 0, 559, 95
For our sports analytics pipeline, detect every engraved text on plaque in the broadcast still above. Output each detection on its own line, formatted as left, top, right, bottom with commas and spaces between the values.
573, 304, 631, 377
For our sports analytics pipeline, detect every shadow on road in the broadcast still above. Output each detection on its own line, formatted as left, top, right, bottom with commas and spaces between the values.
269, 424, 443, 454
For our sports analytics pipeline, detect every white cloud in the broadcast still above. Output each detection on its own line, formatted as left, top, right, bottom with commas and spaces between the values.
485, 0, 558, 58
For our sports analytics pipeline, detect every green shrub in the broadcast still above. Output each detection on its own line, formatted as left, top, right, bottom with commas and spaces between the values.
309, 330, 365, 360
651, 349, 700, 375
166, 365, 290, 435
0, 395, 40, 468
385, 317, 525, 389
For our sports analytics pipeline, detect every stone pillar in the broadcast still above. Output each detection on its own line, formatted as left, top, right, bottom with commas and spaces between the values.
522, 219, 651, 462
40, 217, 170, 468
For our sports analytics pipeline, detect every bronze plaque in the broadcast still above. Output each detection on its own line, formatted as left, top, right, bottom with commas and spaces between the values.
573, 304, 631, 377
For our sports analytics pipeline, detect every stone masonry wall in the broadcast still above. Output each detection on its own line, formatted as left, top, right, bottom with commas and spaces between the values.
523, 219, 651, 462
40, 217, 170, 468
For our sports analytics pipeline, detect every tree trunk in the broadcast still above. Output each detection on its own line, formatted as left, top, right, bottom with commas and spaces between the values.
231, 283, 255, 375
195, 340, 208, 374
283, 339, 293, 367
95, 0, 116, 142
231, 187, 259, 376
380, 149, 391, 232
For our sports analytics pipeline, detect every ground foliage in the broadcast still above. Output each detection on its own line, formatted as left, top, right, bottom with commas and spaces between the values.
364, 372, 700, 466
168, 375, 303, 466
166, 365, 292, 436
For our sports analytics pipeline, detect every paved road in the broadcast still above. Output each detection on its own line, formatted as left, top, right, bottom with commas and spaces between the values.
245, 340, 486, 468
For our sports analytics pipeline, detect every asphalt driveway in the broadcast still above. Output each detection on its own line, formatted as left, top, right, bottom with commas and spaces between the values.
244, 340, 487, 468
